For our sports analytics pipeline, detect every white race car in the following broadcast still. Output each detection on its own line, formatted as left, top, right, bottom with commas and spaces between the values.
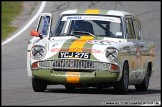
27, 9, 155, 94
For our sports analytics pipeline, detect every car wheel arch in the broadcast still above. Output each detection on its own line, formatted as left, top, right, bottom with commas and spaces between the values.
144, 61, 152, 77
147, 62, 152, 77
117, 59, 130, 81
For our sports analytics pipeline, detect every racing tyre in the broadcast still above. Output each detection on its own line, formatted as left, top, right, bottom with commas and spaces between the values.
96, 84, 103, 90
65, 84, 76, 90
32, 78, 47, 92
135, 65, 150, 91
114, 62, 129, 94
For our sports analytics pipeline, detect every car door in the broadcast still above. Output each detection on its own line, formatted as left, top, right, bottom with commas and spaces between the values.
125, 16, 142, 82
132, 17, 145, 80
36, 13, 52, 38
133, 18, 153, 80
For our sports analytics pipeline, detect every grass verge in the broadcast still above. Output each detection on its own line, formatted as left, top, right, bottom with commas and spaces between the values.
2, 1, 23, 42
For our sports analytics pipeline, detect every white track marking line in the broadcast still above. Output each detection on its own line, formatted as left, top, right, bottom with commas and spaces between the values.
2, 1, 46, 46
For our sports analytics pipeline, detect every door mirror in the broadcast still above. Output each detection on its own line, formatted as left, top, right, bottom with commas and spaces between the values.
30, 30, 40, 37
116, 32, 122, 37
30, 30, 43, 39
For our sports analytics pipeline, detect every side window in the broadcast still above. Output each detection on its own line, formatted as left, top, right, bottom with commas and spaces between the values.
125, 18, 136, 39
133, 19, 141, 40
37, 16, 50, 36
56, 21, 65, 34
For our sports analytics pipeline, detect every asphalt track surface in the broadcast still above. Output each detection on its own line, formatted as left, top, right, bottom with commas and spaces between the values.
2, 1, 161, 106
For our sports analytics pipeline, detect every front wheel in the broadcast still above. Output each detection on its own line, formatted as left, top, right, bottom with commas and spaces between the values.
32, 78, 47, 92
65, 84, 76, 90
114, 62, 129, 94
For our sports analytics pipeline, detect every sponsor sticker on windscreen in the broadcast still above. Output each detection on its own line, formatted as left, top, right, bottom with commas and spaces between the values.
116, 32, 122, 36
61, 15, 121, 23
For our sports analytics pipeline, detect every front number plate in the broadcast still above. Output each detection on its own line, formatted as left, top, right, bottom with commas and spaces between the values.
58, 52, 90, 59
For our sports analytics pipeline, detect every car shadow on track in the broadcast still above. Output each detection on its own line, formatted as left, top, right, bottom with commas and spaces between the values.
45, 87, 160, 95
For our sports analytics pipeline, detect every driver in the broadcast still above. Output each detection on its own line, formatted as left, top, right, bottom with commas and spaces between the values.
72, 20, 86, 32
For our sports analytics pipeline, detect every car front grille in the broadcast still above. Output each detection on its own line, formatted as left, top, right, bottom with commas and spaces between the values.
38, 59, 110, 71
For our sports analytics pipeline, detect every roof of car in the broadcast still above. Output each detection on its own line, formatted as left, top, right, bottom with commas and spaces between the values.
61, 9, 134, 16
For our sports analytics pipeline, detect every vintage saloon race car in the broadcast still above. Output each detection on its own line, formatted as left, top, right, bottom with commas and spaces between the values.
27, 9, 155, 94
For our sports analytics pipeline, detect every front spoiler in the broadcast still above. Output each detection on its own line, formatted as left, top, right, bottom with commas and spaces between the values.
32, 69, 120, 84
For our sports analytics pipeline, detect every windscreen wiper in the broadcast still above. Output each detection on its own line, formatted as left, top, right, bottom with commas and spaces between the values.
55, 33, 80, 38
73, 31, 97, 39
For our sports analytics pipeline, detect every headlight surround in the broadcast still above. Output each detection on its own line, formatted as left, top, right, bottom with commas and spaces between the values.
105, 47, 118, 60
31, 45, 45, 60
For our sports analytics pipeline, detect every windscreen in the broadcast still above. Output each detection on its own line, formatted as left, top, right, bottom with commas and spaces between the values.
55, 15, 123, 38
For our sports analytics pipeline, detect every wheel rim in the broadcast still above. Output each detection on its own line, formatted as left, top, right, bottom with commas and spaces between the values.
145, 71, 149, 88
